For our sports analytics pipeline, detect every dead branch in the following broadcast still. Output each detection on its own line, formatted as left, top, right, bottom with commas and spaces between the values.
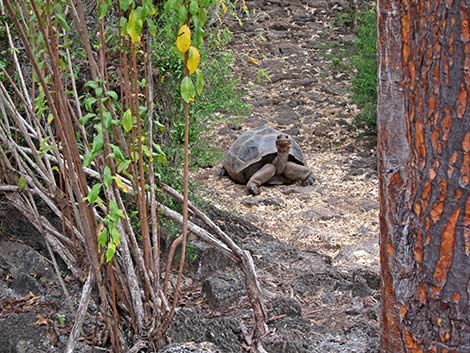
65, 269, 94, 353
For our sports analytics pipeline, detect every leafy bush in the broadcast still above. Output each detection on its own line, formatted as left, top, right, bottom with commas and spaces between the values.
351, 10, 377, 129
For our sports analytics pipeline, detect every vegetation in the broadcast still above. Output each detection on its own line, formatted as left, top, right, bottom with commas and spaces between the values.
0, 1, 266, 351
351, 9, 377, 129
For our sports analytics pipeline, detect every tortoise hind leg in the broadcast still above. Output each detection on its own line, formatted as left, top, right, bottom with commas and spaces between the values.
283, 162, 315, 185
246, 164, 276, 195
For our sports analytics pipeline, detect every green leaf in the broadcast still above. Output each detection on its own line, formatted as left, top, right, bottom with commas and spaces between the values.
103, 166, 112, 188
153, 143, 167, 163
106, 242, 116, 262
39, 139, 54, 157
117, 159, 131, 173
84, 97, 97, 112
56, 12, 70, 31
190, 0, 199, 15
109, 199, 124, 223
98, 0, 112, 20
56, 313, 66, 327
198, 8, 207, 26
110, 144, 125, 162
90, 131, 104, 155
164, 0, 174, 14
98, 227, 108, 246
17, 176, 27, 191
147, 18, 157, 36
87, 183, 102, 204
110, 226, 121, 246
120, 17, 128, 37
178, 6, 187, 25
194, 25, 205, 48
84, 80, 98, 90
119, 0, 132, 11
153, 143, 166, 156
47, 113, 54, 124
180, 76, 195, 103
122, 109, 133, 132
196, 69, 204, 95
142, 145, 152, 161
105, 90, 118, 101
79, 113, 97, 125
103, 111, 112, 129
83, 152, 94, 167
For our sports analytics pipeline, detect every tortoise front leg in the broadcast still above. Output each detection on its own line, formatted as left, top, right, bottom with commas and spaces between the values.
246, 164, 276, 195
283, 161, 315, 185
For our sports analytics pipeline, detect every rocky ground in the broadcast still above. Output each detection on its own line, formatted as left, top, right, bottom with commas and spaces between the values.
195, 0, 379, 269
192, 0, 381, 351
0, 0, 380, 352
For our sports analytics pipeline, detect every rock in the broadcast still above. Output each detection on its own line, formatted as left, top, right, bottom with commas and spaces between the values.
320, 292, 337, 305
345, 297, 364, 316
351, 272, 371, 298
218, 127, 232, 136
355, 225, 370, 237
269, 297, 302, 318
360, 199, 379, 211
350, 158, 374, 170
166, 308, 240, 353
273, 105, 299, 126
295, 225, 314, 238
240, 213, 261, 224
353, 268, 381, 291
261, 316, 312, 353
282, 185, 314, 195
0, 203, 46, 251
292, 270, 352, 296
241, 197, 285, 207
11, 273, 43, 296
270, 22, 288, 31
282, 126, 301, 136
188, 241, 234, 280
0, 312, 51, 353
302, 208, 338, 221
202, 272, 245, 309
349, 168, 366, 176
0, 241, 55, 297
157, 342, 221, 353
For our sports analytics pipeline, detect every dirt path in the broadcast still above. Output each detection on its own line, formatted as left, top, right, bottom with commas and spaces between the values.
195, 0, 379, 271
189, 1, 381, 351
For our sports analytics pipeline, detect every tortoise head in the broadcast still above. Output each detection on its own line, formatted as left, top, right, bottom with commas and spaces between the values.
275, 134, 291, 153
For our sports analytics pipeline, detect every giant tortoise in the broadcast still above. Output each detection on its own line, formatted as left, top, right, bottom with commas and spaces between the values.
221, 126, 315, 195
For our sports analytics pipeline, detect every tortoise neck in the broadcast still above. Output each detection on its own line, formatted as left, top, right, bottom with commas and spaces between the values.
277, 150, 289, 162
274, 150, 289, 173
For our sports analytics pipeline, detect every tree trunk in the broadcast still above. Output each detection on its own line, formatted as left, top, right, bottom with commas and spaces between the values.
378, 1, 470, 352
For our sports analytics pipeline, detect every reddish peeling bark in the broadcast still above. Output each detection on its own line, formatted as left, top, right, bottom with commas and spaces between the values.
378, 0, 470, 352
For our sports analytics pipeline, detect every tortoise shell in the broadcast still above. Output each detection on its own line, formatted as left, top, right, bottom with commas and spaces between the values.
222, 126, 305, 184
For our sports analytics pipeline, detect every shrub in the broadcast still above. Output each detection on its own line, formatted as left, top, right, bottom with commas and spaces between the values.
351, 9, 377, 130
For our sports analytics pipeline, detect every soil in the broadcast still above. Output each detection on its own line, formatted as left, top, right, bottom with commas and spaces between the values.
0, 0, 380, 352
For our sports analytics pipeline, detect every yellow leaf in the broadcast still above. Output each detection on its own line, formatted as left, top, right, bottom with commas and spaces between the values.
187, 46, 200, 75
176, 25, 191, 53
221, 2, 228, 13
248, 56, 260, 65
113, 176, 130, 193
